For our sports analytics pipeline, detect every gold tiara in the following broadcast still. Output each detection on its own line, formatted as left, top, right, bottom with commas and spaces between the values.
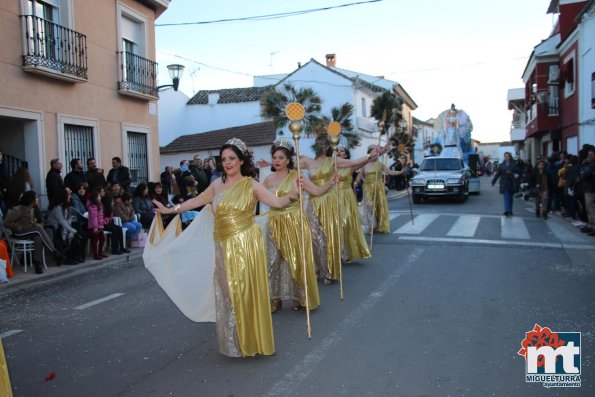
273, 139, 294, 152
225, 138, 248, 155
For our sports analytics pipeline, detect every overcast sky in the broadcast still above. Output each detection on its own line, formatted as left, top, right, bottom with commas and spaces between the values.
155, 0, 555, 143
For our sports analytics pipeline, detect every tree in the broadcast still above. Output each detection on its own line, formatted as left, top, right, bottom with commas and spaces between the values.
260, 83, 322, 136
317, 103, 361, 149
370, 91, 413, 158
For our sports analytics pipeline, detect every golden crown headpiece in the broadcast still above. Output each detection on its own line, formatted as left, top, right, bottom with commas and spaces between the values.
225, 138, 248, 155
273, 139, 294, 152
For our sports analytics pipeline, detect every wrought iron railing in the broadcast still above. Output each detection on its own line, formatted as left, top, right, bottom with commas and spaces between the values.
117, 51, 158, 97
21, 15, 88, 80
3, 154, 29, 179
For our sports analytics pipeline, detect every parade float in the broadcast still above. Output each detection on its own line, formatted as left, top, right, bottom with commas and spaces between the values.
429, 104, 474, 163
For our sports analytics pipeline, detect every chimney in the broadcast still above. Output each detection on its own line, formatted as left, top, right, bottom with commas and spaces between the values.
325, 53, 336, 67
208, 92, 220, 106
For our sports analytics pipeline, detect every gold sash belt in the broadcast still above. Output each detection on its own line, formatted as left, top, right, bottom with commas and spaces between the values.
214, 212, 255, 241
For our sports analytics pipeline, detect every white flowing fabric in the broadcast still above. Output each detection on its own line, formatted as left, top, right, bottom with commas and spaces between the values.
143, 206, 217, 322
143, 205, 270, 323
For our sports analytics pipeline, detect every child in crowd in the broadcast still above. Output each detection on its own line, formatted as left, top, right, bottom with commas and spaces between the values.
87, 189, 107, 260
113, 192, 142, 240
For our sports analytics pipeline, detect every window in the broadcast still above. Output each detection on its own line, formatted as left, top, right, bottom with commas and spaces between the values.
548, 86, 559, 116
563, 54, 575, 97
361, 98, 367, 117
591, 72, 595, 109
64, 124, 94, 169
26, 0, 58, 60
127, 131, 148, 187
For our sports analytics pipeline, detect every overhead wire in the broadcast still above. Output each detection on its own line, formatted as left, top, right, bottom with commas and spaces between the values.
156, 0, 383, 27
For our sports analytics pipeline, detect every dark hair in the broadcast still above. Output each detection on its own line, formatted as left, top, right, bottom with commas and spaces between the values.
50, 158, 60, 167
49, 188, 70, 210
313, 135, 332, 157
19, 190, 37, 206
270, 144, 295, 171
121, 192, 132, 202
74, 182, 86, 195
340, 147, 351, 159
88, 189, 102, 206
70, 158, 81, 169
87, 157, 95, 166
219, 144, 255, 182
133, 182, 148, 197
101, 195, 114, 216
112, 157, 122, 164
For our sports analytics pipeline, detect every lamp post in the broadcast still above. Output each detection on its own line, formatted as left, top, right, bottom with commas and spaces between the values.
157, 64, 185, 91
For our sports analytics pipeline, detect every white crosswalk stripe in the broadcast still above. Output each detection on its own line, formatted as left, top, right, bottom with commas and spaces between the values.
393, 214, 439, 235
500, 216, 530, 239
447, 215, 481, 237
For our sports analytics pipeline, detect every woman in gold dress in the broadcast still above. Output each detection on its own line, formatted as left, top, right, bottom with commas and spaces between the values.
355, 145, 405, 234
263, 140, 336, 313
300, 136, 379, 283
336, 146, 371, 261
153, 138, 299, 358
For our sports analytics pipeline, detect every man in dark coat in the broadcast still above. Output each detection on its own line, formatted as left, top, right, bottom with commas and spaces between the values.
106, 157, 132, 192
64, 158, 88, 191
189, 155, 210, 196
45, 158, 64, 205
85, 157, 107, 192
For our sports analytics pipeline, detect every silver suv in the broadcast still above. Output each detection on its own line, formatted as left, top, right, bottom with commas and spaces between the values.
410, 157, 469, 203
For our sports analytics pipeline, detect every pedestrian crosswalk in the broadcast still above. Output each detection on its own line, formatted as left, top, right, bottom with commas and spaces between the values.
388, 211, 593, 250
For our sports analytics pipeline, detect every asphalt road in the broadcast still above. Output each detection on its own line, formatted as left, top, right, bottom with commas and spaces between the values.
2, 176, 594, 397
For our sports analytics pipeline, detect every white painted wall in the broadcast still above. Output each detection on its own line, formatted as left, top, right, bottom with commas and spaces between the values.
578, 7, 595, 149
158, 89, 191, 146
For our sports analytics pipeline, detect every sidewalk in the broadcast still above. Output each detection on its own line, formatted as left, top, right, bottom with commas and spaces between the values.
0, 247, 144, 294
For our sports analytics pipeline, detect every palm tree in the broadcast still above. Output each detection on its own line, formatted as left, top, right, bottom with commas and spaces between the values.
260, 83, 322, 136
317, 103, 360, 149
370, 91, 412, 158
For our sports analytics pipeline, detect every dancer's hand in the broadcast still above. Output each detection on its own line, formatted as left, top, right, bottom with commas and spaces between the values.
152, 199, 171, 214
331, 173, 339, 184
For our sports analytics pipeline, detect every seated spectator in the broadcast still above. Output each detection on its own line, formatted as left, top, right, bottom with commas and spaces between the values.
149, 182, 168, 207
113, 192, 142, 239
47, 188, 86, 264
6, 167, 33, 210
3, 191, 65, 273
132, 183, 155, 228
110, 182, 124, 203
101, 195, 130, 255
86, 189, 107, 260
70, 183, 88, 218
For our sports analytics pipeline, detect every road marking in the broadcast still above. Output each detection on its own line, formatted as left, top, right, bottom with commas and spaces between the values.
398, 236, 594, 250
500, 216, 530, 239
389, 213, 401, 221
546, 221, 587, 243
393, 214, 438, 234
265, 248, 424, 397
0, 330, 23, 338
447, 215, 481, 237
74, 293, 125, 310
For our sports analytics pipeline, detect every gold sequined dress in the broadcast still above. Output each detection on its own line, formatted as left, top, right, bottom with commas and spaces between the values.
363, 162, 390, 233
309, 158, 341, 279
266, 171, 320, 309
338, 168, 371, 260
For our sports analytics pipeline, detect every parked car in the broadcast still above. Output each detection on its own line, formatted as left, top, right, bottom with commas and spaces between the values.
410, 157, 469, 203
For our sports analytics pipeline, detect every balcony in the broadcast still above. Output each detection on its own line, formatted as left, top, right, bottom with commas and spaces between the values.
21, 15, 88, 82
117, 51, 158, 100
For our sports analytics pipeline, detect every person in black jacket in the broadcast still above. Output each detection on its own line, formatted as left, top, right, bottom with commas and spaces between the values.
491, 152, 521, 216
45, 158, 64, 207
85, 157, 107, 192
106, 157, 132, 192
64, 158, 88, 191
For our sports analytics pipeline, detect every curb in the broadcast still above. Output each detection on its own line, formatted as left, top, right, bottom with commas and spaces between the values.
0, 249, 144, 296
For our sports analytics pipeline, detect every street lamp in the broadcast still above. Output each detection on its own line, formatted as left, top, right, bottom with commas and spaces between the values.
157, 64, 185, 91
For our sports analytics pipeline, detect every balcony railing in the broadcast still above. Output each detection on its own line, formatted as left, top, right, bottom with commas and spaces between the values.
21, 15, 88, 81
117, 51, 158, 99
